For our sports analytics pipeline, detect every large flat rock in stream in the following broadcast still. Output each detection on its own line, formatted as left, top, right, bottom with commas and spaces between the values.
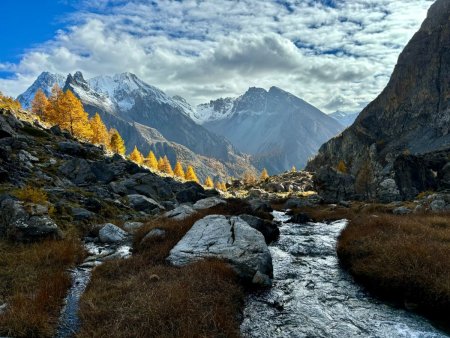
168, 215, 272, 284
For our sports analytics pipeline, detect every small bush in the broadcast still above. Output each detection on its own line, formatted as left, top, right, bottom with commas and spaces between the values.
13, 186, 48, 204
336, 160, 348, 174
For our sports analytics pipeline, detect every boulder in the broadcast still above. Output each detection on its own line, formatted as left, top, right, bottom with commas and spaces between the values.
393, 206, 412, 215
0, 198, 60, 241
287, 212, 312, 224
98, 223, 128, 243
127, 194, 165, 213
141, 228, 167, 243
377, 178, 402, 203
266, 183, 285, 193
59, 158, 96, 185
239, 214, 279, 244
175, 184, 207, 203
123, 221, 144, 233
430, 199, 447, 212
314, 167, 355, 203
168, 215, 272, 284
192, 197, 226, 210
248, 199, 273, 213
71, 207, 95, 221
164, 204, 196, 220
284, 198, 312, 209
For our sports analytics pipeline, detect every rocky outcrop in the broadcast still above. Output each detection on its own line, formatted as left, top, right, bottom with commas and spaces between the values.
168, 215, 273, 285
307, 0, 450, 202
98, 223, 129, 243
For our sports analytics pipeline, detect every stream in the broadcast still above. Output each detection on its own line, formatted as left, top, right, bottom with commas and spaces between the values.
241, 211, 448, 338
55, 241, 132, 338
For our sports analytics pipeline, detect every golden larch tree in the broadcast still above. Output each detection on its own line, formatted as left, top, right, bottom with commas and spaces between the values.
0, 91, 21, 110
291, 166, 297, 172
185, 165, 199, 183
58, 90, 92, 139
45, 84, 63, 124
31, 89, 48, 120
157, 157, 165, 171
204, 176, 214, 188
129, 146, 144, 164
173, 161, 185, 179
243, 171, 257, 185
260, 168, 269, 181
162, 156, 174, 175
89, 113, 109, 146
220, 182, 227, 191
109, 128, 126, 155
144, 151, 158, 170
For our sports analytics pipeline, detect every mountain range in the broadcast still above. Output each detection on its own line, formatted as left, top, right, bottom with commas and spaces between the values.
191, 87, 343, 174
18, 71, 256, 181
18, 72, 344, 177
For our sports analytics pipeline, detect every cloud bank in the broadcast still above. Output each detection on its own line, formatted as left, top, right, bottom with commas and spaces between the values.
0, 0, 434, 112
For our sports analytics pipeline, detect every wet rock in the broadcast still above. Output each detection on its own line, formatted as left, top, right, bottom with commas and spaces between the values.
393, 206, 412, 215
239, 214, 279, 244
287, 212, 312, 224
192, 197, 226, 210
0, 198, 61, 241
164, 204, 196, 220
252, 270, 272, 287
123, 221, 144, 233
98, 223, 128, 243
127, 194, 165, 213
168, 215, 272, 284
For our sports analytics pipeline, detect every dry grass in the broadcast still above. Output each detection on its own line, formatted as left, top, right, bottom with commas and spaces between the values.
337, 213, 450, 321
0, 238, 85, 337
76, 199, 263, 338
13, 185, 48, 204
77, 201, 250, 338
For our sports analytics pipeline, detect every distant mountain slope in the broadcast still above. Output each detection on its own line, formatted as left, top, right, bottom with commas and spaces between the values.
17, 72, 66, 109
194, 87, 342, 174
307, 0, 450, 201
18, 71, 256, 180
329, 111, 358, 128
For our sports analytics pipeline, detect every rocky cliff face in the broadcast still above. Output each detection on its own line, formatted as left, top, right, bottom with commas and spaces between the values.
196, 87, 342, 174
307, 0, 450, 202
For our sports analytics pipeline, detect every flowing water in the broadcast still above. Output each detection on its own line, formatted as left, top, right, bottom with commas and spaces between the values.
241, 211, 448, 338
55, 241, 132, 338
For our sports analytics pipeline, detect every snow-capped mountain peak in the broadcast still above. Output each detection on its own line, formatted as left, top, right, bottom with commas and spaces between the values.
17, 72, 66, 108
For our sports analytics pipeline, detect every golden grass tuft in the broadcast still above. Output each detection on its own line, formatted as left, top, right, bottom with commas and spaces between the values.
337, 213, 450, 321
0, 238, 85, 337
13, 185, 48, 204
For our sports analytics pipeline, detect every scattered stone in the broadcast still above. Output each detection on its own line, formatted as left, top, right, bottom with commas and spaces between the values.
192, 197, 226, 210
168, 215, 272, 285
98, 223, 128, 243
430, 199, 447, 212
393, 206, 412, 215
127, 194, 165, 213
287, 212, 312, 224
123, 221, 144, 233
141, 228, 167, 242
71, 207, 95, 221
164, 204, 196, 220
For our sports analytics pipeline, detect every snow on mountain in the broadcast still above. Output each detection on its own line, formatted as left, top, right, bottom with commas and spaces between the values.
199, 86, 343, 173
17, 72, 66, 109
329, 111, 358, 127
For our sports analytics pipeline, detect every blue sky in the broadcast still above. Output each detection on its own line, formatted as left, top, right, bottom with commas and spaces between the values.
0, 0, 434, 113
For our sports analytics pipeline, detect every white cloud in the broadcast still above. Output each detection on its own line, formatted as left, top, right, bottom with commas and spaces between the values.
0, 0, 434, 113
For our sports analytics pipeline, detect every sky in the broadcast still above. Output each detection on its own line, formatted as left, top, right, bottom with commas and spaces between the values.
0, 0, 434, 113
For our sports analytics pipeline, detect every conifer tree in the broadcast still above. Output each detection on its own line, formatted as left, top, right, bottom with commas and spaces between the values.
89, 113, 109, 146
220, 182, 227, 191
185, 165, 199, 183
0, 91, 21, 110
215, 181, 222, 191
204, 176, 214, 188
144, 151, 158, 170
158, 157, 165, 172
162, 156, 174, 175
109, 128, 126, 155
129, 146, 144, 164
58, 90, 92, 139
45, 84, 63, 123
260, 168, 269, 181
291, 166, 297, 173
243, 171, 257, 185
173, 161, 185, 179
31, 89, 48, 120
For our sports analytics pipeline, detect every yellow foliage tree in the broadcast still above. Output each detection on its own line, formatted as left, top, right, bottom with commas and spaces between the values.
129, 146, 144, 164
291, 166, 297, 172
162, 156, 174, 175
204, 176, 214, 188
59, 90, 92, 139
185, 165, 199, 183
260, 168, 269, 181
173, 161, 185, 179
144, 151, 158, 170
243, 171, 257, 185
89, 113, 109, 146
109, 128, 126, 155
31, 89, 48, 120
221, 182, 228, 191
0, 91, 21, 110
336, 160, 348, 174
44, 84, 63, 123
157, 157, 165, 171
